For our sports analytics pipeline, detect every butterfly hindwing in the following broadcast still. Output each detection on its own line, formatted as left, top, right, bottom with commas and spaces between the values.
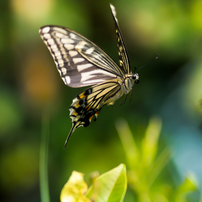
62, 79, 122, 147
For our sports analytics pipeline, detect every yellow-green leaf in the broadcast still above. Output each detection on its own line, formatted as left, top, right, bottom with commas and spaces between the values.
86, 164, 127, 202
60, 171, 91, 202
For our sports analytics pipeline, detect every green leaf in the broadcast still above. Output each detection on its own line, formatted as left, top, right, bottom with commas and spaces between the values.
146, 147, 172, 187
115, 119, 139, 169
174, 172, 198, 202
141, 116, 162, 167
86, 164, 127, 202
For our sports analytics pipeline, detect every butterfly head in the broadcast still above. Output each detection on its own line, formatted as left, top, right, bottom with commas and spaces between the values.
132, 73, 139, 84
124, 73, 139, 94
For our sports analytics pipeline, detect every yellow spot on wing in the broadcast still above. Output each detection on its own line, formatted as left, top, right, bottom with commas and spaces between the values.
86, 105, 91, 111
108, 102, 114, 106
95, 111, 100, 117
79, 92, 85, 99
89, 115, 94, 122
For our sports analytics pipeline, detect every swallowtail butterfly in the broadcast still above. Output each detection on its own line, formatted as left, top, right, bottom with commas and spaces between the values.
40, 4, 140, 148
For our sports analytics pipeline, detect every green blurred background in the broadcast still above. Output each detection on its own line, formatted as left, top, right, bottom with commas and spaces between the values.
0, 0, 202, 201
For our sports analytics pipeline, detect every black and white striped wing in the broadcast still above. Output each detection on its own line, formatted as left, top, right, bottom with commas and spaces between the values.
39, 25, 125, 88
110, 4, 131, 74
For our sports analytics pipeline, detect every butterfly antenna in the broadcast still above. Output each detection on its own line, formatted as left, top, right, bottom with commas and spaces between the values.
136, 54, 159, 72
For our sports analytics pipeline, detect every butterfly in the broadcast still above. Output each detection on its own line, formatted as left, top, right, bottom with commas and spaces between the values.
39, 4, 140, 148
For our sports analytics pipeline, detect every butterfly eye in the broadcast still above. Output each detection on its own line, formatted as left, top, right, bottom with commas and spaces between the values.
132, 73, 139, 81
132, 73, 139, 84
132, 75, 136, 79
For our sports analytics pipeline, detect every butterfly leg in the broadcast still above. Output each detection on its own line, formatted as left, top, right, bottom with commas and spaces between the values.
120, 94, 128, 106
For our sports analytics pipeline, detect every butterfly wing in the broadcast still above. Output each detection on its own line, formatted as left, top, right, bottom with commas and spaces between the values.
39, 25, 125, 88
64, 79, 123, 147
110, 4, 130, 74
39, 4, 133, 147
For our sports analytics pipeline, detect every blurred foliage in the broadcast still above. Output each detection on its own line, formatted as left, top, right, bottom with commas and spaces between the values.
56, 118, 196, 202
116, 118, 198, 202
39, 107, 50, 202
0, 0, 202, 201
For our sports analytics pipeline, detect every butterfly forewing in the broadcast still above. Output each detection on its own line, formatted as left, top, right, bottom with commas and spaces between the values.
110, 4, 130, 74
39, 26, 125, 88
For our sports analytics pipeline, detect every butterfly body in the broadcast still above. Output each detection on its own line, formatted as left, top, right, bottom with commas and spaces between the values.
39, 4, 139, 147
